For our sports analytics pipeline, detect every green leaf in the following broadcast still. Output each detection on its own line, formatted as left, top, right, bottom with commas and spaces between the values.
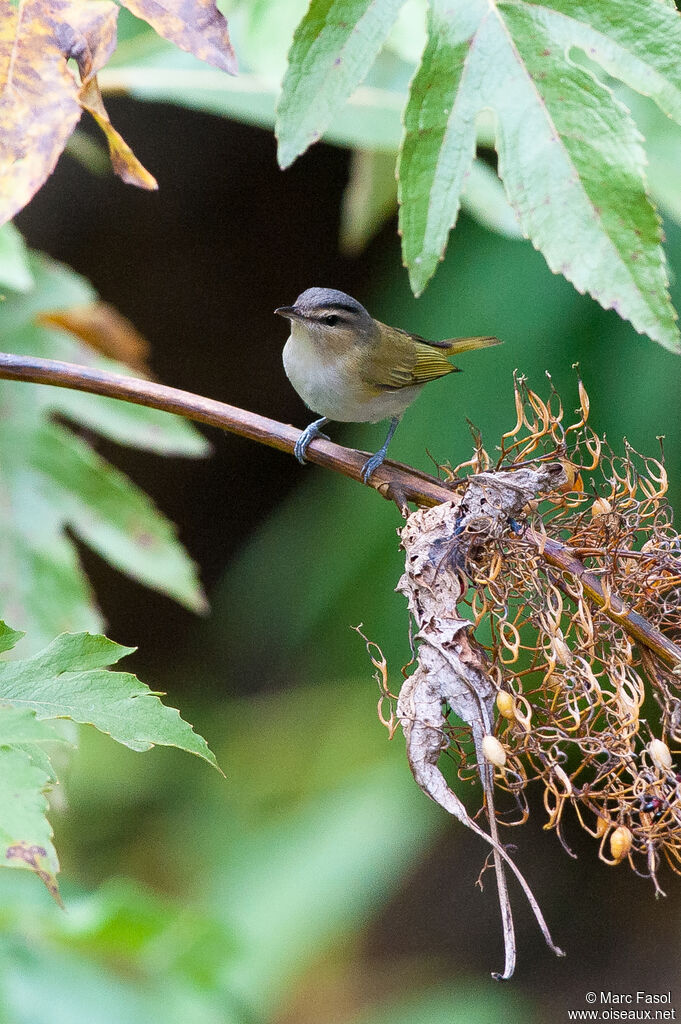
0, 629, 218, 765
0, 252, 208, 647
398, 0, 681, 350
0, 622, 26, 655
618, 87, 681, 229
0, 700, 68, 810
25, 421, 208, 615
0, 746, 59, 900
0, 706, 64, 746
0, 623, 217, 900
275, 0, 408, 168
0, 223, 35, 293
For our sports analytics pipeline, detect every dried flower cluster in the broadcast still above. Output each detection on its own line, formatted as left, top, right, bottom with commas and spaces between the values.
445, 373, 681, 893
364, 372, 681, 975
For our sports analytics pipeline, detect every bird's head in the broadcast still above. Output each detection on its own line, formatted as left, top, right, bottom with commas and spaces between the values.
275, 288, 377, 349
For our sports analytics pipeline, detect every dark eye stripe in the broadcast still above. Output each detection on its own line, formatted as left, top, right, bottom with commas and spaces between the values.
311, 311, 348, 325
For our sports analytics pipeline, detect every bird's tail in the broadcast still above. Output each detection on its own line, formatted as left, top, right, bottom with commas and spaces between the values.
438, 335, 503, 355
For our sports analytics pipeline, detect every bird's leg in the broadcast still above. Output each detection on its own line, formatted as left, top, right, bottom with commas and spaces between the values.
361, 416, 400, 483
294, 417, 330, 464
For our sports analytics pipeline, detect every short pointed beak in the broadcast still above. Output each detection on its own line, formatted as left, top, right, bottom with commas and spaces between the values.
274, 305, 304, 321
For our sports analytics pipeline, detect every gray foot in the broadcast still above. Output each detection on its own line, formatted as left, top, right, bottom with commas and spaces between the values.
294, 418, 329, 464
361, 416, 399, 484
361, 449, 387, 483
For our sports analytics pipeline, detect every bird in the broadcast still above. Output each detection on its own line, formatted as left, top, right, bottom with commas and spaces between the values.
275, 287, 501, 483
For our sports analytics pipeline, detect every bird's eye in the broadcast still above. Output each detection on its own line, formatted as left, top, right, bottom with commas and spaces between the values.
323, 314, 340, 326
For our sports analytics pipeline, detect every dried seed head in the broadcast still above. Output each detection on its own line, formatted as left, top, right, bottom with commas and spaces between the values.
590, 496, 612, 518
482, 734, 507, 768
596, 815, 610, 838
556, 459, 582, 493
551, 763, 573, 795
420, 374, 681, 893
648, 738, 673, 772
552, 630, 573, 667
496, 690, 516, 720
610, 826, 633, 863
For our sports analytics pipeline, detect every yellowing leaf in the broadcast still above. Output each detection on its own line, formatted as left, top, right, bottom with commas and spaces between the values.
57, 0, 118, 79
79, 76, 158, 189
37, 301, 152, 374
0, 0, 156, 226
0, 0, 83, 224
120, 0, 237, 75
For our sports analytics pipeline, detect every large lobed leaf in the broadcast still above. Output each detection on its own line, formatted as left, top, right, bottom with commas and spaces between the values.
0, 620, 218, 898
0, 242, 209, 649
0, 625, 217, 760
276, 0, 681, 351
275, 0, 409, 169
398, 0, 680, 352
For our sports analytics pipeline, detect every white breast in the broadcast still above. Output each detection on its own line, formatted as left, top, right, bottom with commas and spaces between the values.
283, 328, 421, 423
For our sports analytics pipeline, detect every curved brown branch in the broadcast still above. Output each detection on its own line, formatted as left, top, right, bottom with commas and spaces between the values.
0, 350, 679, 673
537, 534, 681, 672
0, 352, 453, 507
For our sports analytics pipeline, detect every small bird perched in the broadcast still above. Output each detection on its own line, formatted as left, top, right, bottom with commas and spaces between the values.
276, 287, 501, 482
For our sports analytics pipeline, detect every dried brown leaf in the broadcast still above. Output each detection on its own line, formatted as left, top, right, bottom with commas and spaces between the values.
120, 0, 237, 75
0, 0, 155, 226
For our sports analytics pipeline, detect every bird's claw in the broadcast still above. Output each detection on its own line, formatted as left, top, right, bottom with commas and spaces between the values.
361, 450, 387, 484
294, 420, 329, 465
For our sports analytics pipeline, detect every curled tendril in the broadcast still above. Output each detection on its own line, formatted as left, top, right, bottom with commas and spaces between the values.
447, 374, 681, 891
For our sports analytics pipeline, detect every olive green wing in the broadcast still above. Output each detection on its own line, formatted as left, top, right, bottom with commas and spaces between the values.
363, 325, 457, 390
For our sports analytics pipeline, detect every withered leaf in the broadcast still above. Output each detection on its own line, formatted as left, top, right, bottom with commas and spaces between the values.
79, 77, 158, 189
54, 0, 118, 82
0, 0, 83, 225
0, 0, 156, 226
120, 0, 237, 76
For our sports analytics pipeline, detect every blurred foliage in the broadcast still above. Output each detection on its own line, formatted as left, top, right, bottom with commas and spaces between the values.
0, 223, 35, 293
0, 241, 208, 649
0, 621, 217, 904
17, 680, 458, 1023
